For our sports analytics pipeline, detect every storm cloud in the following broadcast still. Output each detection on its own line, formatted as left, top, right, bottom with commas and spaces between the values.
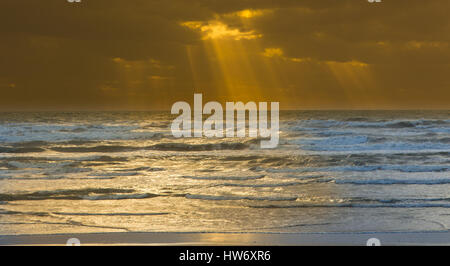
0, 0, 449, 110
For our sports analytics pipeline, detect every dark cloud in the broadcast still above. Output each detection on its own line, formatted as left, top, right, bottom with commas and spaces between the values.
0, 0, 448, 110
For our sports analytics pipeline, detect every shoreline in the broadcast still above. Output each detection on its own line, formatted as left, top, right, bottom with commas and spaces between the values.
1, 231, 449, 246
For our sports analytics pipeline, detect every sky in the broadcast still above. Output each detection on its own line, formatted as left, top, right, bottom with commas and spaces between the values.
0, 0, 449, 110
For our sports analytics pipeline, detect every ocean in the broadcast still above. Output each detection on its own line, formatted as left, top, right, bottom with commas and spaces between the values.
0, 110, 449, 235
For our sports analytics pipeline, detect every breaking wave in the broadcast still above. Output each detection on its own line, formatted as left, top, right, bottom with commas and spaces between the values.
181, 174, 265, 181
185, 194, 298, 201
0, 188, 159, 201
336, 178, 450, 185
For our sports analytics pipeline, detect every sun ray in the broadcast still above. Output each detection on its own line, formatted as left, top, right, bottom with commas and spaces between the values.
181, 9, 290, 105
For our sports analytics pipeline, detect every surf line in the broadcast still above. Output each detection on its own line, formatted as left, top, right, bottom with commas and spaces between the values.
170, 93, 279, 148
